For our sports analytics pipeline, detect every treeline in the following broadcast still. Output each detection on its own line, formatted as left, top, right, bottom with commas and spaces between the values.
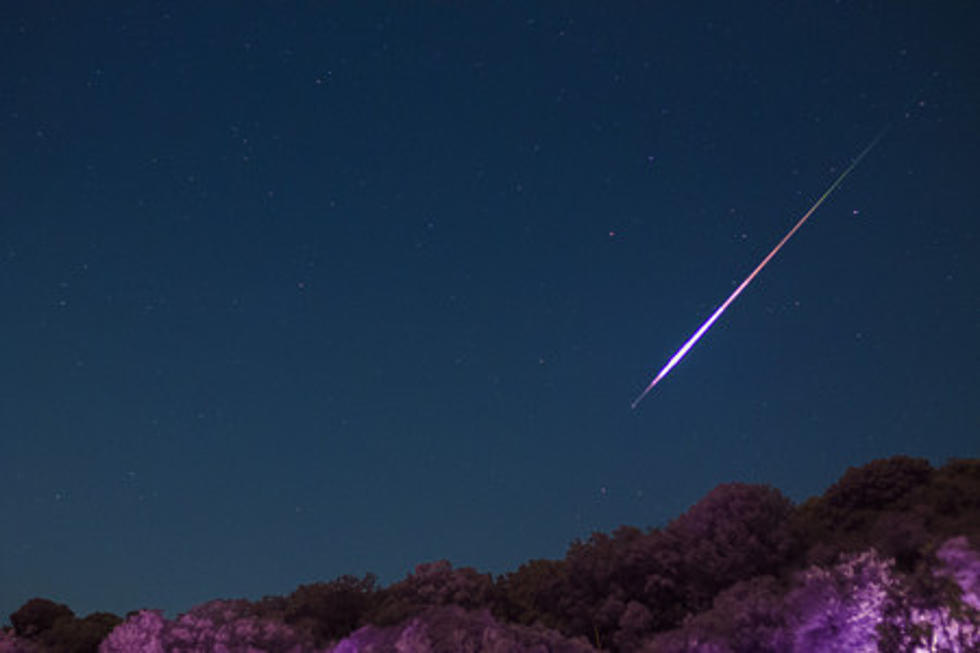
2, 455, 977, 652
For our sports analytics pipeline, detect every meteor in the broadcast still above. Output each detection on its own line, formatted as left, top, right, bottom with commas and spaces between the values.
631, 130, 886, 409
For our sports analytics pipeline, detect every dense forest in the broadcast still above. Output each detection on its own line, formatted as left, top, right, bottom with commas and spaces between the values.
2, 455, 977, 652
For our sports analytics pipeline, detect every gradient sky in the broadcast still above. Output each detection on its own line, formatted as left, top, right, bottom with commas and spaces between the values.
2, 3, 977, 621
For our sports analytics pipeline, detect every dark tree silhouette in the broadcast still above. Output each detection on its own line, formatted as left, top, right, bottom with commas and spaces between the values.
34, 612, 122, 653
282, 573, 379, 645
369, 560, 495, 627
926, 458, 980, 537
9, 598, 74, 638
6, 599, 120, 653
823, 456, 934, 513
494, 558, 568, 629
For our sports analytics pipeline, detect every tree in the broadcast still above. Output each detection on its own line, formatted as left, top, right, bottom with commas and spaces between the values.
335, 605, 596, 653
666, 483, 796, 611
100, 601, 318, 652
368, 561, 495, 627
559, 526, 672, 646
494, 558, 567, 629
283, 573, 378, 644
822, 456, 934, 514
9, 599, 74, 639
0, 628, 39, 653
922, 458, 980, 539
38, 612, 121, 653
642, 576, 790, 653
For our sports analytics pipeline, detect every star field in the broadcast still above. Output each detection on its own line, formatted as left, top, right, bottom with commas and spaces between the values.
1, 3, 977, 619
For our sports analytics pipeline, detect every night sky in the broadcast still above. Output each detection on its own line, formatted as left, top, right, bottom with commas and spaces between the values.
2, 3, 977, 621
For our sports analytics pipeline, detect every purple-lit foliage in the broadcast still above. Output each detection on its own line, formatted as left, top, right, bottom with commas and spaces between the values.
98, 611, 165, 653
0, 629, 38, 653
936, 536, 980, 611
882, 536, 980, 652
641, 576, 790, 652
785, 550, 897, 652
331, 605, 595, 653
645, 540, 980, 652
99, 600, 319, 653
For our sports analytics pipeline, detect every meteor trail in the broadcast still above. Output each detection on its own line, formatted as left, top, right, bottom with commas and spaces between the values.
631, 130, 886, 409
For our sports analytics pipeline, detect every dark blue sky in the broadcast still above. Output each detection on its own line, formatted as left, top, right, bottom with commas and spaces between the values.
2, 3, 977, 620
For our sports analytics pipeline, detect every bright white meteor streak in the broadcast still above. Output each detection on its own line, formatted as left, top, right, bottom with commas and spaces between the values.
631, 130, 886, 409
